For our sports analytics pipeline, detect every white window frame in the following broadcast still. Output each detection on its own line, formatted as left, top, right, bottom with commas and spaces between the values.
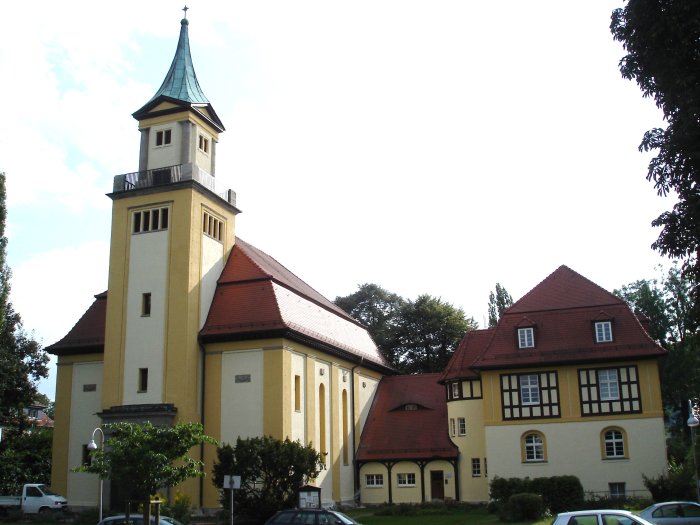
451, 382, 460, 399
598, 369, 620, 401
519, 374, 540, 405
449, 418, 456, 436
595, 321, 613, 342
397, 473, 416, 487
365, 473, 383, 487
524, 433, 544, 462
604, 429, 625, 458
608, 482, 626, 498
518, 327, 535, 348
458, 417, 466, 436
471, 458, 481, 477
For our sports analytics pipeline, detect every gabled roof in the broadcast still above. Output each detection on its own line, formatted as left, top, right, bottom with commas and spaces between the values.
439, 328, 493, 383
132, 17, 225, 131
441, 265, 666, 377
201, 239, 390, 371
45, 292, 107, 356
356, 374, 458, 462
47, 238, 390, 373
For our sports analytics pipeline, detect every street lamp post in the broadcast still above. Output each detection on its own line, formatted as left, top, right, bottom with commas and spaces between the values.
88, 427, 105, 521
687, 400, 700, 503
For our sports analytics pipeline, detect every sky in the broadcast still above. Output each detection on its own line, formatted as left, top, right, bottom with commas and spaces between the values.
0, 1, 673, 400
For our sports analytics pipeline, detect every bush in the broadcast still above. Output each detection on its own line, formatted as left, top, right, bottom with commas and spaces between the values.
505, 493, 545, 521
643, 458, 696, 501
489, 475, 584, 515
161, 491, 192, 524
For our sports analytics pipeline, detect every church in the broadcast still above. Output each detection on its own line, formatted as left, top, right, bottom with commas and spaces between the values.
48, 14, 668, 511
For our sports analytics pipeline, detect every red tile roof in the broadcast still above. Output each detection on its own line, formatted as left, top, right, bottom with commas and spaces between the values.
356, 374, 458, 462
202, 239, 390, 369
47, 239, 390, 371
442, 266, 666, 377
46, 292, 107, 356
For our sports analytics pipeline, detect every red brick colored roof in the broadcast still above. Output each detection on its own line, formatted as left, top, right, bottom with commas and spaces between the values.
356, 374, 458, 462
47, 240, 389, 371
439, 328, 494, 382
202, 239, 389, 369
442, 266, 666, 377
46, 292, 107, 356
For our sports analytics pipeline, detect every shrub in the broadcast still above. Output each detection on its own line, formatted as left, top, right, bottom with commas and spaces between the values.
506, 493, 545, 521
489, 475, 583, 516
643, 458, 695, 501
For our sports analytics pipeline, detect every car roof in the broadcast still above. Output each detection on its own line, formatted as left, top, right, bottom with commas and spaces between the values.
558, 510, 637, 516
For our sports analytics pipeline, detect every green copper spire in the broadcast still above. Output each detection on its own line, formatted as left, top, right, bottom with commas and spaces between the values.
149, 16, 209, 104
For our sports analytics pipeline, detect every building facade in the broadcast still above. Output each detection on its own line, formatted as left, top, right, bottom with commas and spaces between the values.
48, 14, 668, 512
47, 16, 391, 511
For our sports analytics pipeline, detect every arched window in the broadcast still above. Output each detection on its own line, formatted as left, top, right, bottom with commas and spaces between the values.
602, 427, 627, 459
319, 384, 327, 461
521, 431, 546, 462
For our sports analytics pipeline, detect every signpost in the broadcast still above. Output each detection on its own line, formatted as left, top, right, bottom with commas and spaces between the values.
223, 475, 241, 525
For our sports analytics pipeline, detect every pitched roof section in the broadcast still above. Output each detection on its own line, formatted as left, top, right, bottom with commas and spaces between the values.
149, 18, 208, 104
132, 17, 225, 131
45, 292, 107, 356
356, 374, 458, 462
508, 265, 621, 313
201, 238, 391, 370
439, 328, 493, 382
442, 266, 666, 377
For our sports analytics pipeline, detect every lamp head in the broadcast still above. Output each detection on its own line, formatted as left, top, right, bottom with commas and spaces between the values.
87, 439, 98, 450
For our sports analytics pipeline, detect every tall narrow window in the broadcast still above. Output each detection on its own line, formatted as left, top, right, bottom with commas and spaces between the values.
319, 384, 327, 461
598, 369, 620, 401
449, 418, 456, 436
294, 375, 301, 412
471, 458, 481, 477
342, 390, 349, 465
595, 321, 613, 342
199, 134, 209, 153
518, 327, 535, 348
142, 293, 151, 317
520, 374, 540, 404
451, 382, 460, 399
138, 368, 148, 393
458, 417, 466, 436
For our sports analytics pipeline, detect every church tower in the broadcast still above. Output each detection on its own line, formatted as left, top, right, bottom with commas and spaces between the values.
100, 13, 239, 427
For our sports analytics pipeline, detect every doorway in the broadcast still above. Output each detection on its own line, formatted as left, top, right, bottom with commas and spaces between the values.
430, 470, 444, 500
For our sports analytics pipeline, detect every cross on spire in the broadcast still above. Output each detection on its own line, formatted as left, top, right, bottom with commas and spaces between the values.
183, 5, 189, 19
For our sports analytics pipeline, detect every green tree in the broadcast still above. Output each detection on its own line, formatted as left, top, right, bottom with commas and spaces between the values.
611, 2, 700, 308
0, 426, 52, 494
614, 277, 671, 345
487, 283, 513, 328
76, 422, 216, 519
334, 284, 404, 367
0, 172, 48, 427
212, 436, 324, 523
395, 295, 477, 374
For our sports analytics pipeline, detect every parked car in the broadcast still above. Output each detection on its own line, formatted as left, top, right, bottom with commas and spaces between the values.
264, 508, 362, 525
639, 502, 700, 525
97, 515, 184, 525
552, 510, 656, 525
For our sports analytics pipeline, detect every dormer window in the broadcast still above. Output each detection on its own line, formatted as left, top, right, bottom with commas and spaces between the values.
404, 403, 418, 411
198, 134, 209, 154
155, 129, 172, 146
518, 327, 535, 348
595, 321, 613, 343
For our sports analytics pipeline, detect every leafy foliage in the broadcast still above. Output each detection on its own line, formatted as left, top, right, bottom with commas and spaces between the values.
643, 457, 696, 502
334, 284, 404, 366
0, 172, 48, 427
395, 295, 477, 373
335, 284, 477, 373
76, 422, 216, 515
212, 436, 324, 523
0, 426, 52, 494
489, 475, 583, 515
611, 1, 700, 309
487, 283, 513, 328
